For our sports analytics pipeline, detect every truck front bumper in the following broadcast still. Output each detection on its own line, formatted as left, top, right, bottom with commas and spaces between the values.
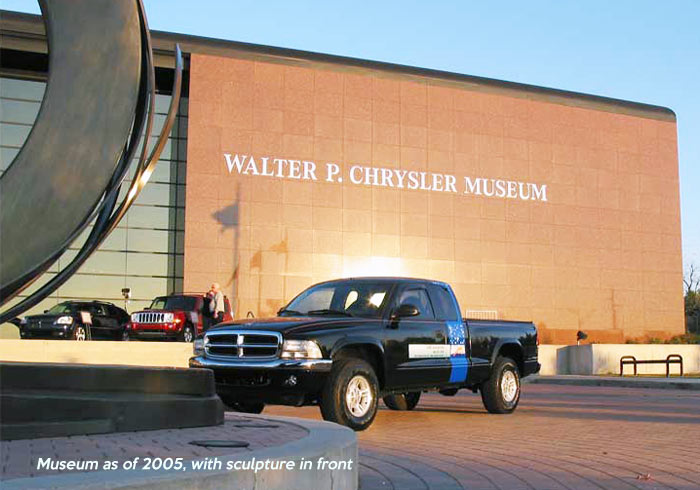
189, 356, 332, 406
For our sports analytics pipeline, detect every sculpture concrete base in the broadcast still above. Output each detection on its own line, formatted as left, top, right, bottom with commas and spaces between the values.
0, 362, 223, 440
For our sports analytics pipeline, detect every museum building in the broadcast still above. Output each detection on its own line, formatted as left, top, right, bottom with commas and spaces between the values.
0, 10, 684, 343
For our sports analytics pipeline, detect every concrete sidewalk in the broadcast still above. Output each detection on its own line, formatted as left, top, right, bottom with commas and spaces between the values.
0, 412, 357, 489
527, 374, 700, 390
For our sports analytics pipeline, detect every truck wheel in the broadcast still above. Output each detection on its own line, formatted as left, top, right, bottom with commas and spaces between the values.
219, 395, 265, 414
320, 358, 378, 431
480, 356, 520, 414
383, 392, 421, 410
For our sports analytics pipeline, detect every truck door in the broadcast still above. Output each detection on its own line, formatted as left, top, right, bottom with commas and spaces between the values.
384, 285, 450, 390
427, 283, 469, 385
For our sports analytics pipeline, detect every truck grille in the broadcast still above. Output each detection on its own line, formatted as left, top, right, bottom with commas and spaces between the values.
132, 312, 166, 324
205, 330, 281, 359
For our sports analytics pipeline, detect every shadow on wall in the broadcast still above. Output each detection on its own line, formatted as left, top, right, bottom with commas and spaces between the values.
249, 234, 289, 318
212, 187, 291, 319
212, 185, 241, 317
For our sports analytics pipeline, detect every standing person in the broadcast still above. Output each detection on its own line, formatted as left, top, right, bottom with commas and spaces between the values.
209, 282, 225, 325
201, 290, 214, 332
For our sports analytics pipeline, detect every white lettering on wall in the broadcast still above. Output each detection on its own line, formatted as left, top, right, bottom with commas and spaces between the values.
222, 153, 549, 202
462, 177, 548, 202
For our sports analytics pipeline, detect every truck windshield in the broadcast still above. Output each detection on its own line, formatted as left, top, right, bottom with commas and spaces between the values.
280, 281, 391, 318
149, 296, 197, 311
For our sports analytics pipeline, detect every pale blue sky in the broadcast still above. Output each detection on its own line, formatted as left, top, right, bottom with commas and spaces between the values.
4, 1, 699, 268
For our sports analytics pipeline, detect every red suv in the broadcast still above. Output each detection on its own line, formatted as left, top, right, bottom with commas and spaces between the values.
129, 293, 233, 342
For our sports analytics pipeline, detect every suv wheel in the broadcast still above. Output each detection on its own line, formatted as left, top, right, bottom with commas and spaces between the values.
180, 325, 194, 343
219, 395, 265, 414
73, 325, 87, 341
320, 358, 378, 431
480, 356, 520, 414
121, 330, 130, 341
383, 392, 421, 410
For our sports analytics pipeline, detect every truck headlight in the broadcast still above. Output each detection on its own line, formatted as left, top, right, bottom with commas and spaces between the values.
55, 316, 73, 325
164, 312, 174, 322
280, 340, 323, 359
130, 313, 138, 322
193, 337, 207, 355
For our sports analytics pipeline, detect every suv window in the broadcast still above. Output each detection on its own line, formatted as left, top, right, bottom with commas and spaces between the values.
398, 288, 435, 320
47, 302, 76, 314
150, 296, 197, 311
88, 304, 107, 316
428, 284, 459, 321
108, 305, 127, 320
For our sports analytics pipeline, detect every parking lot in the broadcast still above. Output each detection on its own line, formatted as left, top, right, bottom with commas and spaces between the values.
267, 384, 700, 489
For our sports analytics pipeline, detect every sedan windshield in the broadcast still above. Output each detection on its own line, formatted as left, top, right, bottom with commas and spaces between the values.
280, 281, 391, 318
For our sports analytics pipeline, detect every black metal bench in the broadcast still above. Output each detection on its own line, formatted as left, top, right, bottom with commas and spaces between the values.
619, 355, 683, 377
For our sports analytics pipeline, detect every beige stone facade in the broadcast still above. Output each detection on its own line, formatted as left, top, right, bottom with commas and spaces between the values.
184, 53, 683, 344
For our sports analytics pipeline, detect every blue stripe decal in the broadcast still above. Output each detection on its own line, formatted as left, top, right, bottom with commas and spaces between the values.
447, 321, 468, 383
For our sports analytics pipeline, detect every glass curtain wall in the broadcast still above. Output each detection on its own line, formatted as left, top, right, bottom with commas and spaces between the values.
0, 75, 188, 336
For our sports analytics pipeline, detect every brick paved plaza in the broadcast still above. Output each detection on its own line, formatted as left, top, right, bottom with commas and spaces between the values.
269, 384, 700, 489
2, 383, 698, 489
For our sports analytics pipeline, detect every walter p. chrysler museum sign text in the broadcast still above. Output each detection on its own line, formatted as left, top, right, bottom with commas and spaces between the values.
224, 153, 548, 202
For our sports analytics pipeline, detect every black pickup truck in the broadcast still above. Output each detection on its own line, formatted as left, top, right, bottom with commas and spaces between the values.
190, 277, 539, 430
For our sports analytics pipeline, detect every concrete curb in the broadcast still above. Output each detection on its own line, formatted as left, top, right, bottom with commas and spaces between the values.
527, 375, 700, 391
2, 413, 358, 490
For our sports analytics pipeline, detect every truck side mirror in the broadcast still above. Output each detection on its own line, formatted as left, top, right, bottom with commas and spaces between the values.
394, 304, 420, 319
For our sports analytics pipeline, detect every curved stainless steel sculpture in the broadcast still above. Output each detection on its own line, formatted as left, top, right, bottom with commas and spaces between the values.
0, 0, 182, 323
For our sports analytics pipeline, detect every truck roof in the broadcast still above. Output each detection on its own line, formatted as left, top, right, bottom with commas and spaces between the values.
315, 277, 450, 287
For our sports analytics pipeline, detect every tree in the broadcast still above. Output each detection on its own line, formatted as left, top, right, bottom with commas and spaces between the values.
685, 263, 700, 334
684, 263, 699, 295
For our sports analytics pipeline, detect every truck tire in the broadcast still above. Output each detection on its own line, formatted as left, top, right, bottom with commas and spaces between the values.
219, 395, 265, 414
480, 356, 520, 414
320, 358, 378, 431
383, 392, 421, 410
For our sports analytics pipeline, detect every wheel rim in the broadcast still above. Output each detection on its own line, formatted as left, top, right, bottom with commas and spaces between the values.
346, 375, 372, 417
75, 327, 86, 341
501, 369, 518, 403
184, 328, 193, 342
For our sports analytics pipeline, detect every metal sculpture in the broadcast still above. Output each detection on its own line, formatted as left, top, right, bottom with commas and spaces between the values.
0, 0, 182, 322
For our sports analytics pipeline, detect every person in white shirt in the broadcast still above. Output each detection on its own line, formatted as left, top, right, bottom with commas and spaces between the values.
209, 282, 225, 324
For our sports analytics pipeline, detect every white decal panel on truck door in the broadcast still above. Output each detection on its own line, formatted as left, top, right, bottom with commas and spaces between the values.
408, 344, 449, 359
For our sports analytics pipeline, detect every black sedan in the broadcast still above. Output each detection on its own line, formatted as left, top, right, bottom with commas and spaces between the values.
19, 301, 130, 341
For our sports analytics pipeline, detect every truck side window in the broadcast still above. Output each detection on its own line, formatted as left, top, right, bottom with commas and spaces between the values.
398, 288, 435, 320
428, 285, 459, 321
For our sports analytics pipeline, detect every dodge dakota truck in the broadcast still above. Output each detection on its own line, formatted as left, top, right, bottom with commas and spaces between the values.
189, 277, 539, 430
